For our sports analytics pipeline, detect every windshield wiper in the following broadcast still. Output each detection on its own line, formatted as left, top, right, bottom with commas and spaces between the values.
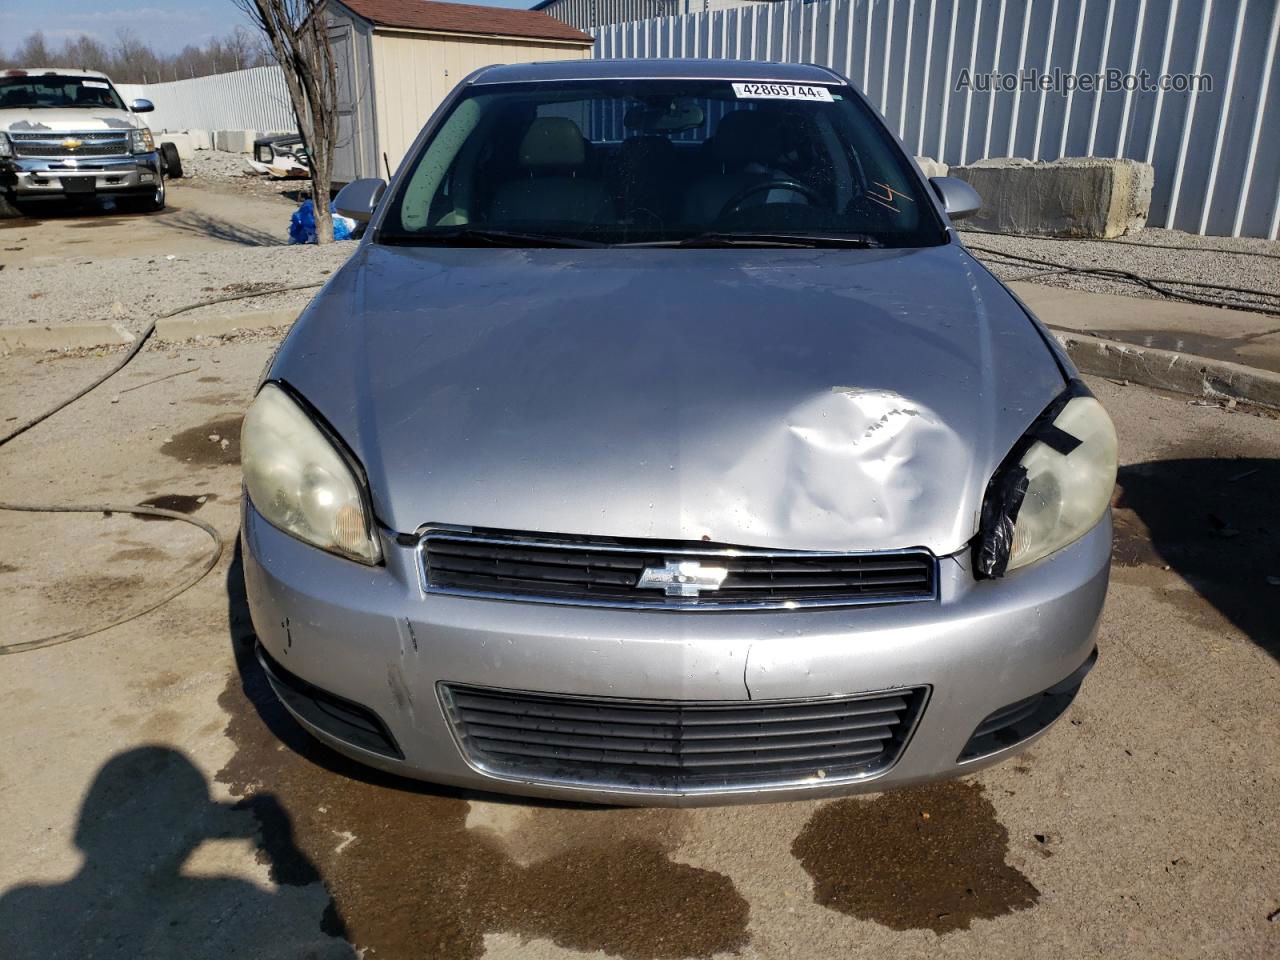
382, 227, 603, 249
619, 231, 884, 249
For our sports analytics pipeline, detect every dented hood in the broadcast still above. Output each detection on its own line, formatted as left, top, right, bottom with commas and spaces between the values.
273, 243, 1066, 555
1, 108, 142, 133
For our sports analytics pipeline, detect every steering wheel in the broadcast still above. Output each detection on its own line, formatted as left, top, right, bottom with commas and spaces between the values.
718, 179, 821, 220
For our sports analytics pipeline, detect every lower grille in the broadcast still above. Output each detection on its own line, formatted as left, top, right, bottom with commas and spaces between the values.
440, 683, 927, 792
958, 649, 1097, 761
421, 529, 937, 610
10, 132, 130, 158
257, 645, 402, 759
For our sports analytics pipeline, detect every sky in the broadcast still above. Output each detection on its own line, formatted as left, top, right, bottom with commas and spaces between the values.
7, 0, 539, 55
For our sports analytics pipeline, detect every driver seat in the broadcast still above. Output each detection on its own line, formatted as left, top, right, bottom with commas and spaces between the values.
682, 110, 782, 224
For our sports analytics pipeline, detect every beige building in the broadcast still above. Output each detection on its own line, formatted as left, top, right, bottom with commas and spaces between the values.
326, 0, 593, 182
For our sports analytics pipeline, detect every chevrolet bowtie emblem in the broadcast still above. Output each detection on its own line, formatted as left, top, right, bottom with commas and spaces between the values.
636, 560, 729, 597
62, 138, 83, 150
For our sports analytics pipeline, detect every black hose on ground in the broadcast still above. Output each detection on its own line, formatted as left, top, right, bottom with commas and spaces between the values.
966, 244, 1280, 318
0, 282, 323, 654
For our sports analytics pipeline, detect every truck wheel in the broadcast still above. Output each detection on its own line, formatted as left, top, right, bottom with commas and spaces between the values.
135, 178, 166, 214
160, 142, 183, 179
0, 190, 20, 219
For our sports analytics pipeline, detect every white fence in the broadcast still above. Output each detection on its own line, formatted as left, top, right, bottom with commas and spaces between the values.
118, 65, 297, 137
593, 0, 1280, 239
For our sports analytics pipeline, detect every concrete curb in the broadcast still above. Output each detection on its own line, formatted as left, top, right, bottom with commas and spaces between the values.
154, 308, 299, 341
0, 323, 134, 353
1, 310, 297, 356
1052, 328, 1280, 409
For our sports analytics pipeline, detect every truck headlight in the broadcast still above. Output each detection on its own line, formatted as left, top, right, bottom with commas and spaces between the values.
0, 133, 12, 158
975, 383, 1117, 577
129, 127, 155, 154
241, 383, 382, 564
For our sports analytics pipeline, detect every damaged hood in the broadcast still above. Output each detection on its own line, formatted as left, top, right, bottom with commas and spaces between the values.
273, 243, 1066, 556
1, 108, 142, 133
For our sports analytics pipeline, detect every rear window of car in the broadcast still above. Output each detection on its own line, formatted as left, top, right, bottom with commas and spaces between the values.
380, 78, 944, 248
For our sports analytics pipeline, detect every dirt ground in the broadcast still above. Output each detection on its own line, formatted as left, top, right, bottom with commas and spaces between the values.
0, 328, 1277, 959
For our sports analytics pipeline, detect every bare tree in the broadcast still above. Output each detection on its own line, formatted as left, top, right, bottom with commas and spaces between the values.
234, 0, 338, 243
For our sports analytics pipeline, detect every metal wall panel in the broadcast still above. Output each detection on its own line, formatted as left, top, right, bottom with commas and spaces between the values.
118, 66, 297, 138
593, 0, 1280, 238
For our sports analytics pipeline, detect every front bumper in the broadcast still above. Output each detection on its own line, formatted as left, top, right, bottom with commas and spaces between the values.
2, 152, 160, 197
241, 501, 1109, 805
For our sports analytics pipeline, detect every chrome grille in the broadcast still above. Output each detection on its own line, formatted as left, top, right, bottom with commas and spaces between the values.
9, 132, 131, 158
420, 530, 937, 610
441, 683, 927, 792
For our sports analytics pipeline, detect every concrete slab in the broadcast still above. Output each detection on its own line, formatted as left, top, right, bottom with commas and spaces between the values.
185, 129, 212, 151
213, 130, 258, 154
955, 157, 1154, 238
160, 133, 195, 162
0, 323, 134, 354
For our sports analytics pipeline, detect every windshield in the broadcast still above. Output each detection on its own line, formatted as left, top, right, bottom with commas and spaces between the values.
379, 79, 944, 248
0, 75, 127, 111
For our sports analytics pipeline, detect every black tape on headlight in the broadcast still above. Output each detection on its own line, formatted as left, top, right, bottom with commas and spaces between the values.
974, 380, 1116, 578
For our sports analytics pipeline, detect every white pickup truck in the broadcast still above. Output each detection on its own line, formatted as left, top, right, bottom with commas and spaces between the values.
0, 68, 171, 217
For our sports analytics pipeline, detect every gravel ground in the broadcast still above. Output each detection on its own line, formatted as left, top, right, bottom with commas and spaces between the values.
5, 242, 355, 333
183, 148, 312, 201
964, 227, 1280, 316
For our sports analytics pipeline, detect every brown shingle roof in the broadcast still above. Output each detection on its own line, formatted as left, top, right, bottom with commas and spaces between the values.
337, 0, 593, 43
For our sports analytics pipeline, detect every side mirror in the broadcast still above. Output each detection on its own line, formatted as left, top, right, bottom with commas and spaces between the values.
334, 178, 387, 223
929, 176, 982, 221
129, 98, 154, 114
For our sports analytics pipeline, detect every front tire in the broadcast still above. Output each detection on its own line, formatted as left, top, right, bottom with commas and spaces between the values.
0, 190, 21, 219
160, 142, 183, 179
134, 178, 166, 214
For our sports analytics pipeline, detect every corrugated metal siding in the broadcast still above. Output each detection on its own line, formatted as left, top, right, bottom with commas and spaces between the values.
539, 0, 774, 30
593, 0, 1280, 239
370, 32, 590, 174
118, 66, 297, 135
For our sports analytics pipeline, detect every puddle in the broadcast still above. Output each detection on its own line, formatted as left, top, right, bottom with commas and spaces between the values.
134, 492, 217, 520
216, 635, 750, 959
161, 417, 242, 467
791, 781, 1039, 933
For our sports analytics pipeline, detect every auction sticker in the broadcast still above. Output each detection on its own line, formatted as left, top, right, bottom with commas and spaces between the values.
82, 80, 110, 89
731, 82, 833, 102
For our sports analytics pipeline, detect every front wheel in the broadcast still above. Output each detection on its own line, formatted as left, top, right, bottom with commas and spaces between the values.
134, 178, 166, 214
0, 190, 21, 219
160, 142, 183, 179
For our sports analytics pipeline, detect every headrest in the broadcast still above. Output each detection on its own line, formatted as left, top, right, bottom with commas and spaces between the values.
711, 110, 779, 164
518, 117, 586, 168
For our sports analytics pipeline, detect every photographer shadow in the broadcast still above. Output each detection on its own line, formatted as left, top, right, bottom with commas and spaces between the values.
0, 746, 355, 960
1115, 455, 1279, 662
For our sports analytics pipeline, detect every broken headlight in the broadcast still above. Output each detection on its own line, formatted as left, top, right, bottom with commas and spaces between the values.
975, 382, 1117, 577
241, 383, 382, 564
129, 127, 155, 154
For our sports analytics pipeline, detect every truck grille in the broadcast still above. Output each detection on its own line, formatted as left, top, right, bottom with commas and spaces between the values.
9, 132, 130, 158
440, 683, 927, 792
420, 530, 936, 610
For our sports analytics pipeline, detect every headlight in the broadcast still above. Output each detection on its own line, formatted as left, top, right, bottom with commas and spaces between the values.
241, 383, 382, 564
0, 133, 11, 158
975, 383, 1117, 577
129, 127, 155, 154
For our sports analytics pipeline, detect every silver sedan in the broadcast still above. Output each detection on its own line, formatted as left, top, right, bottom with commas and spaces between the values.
239, 59, 1115, 805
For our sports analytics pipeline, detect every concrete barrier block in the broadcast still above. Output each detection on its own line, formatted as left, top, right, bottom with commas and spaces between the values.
915, 156, 949, 179
185, 129, 212, 150
952, 157, 1154, 238
161, 133, 195, 161
213, 129, 258, 154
